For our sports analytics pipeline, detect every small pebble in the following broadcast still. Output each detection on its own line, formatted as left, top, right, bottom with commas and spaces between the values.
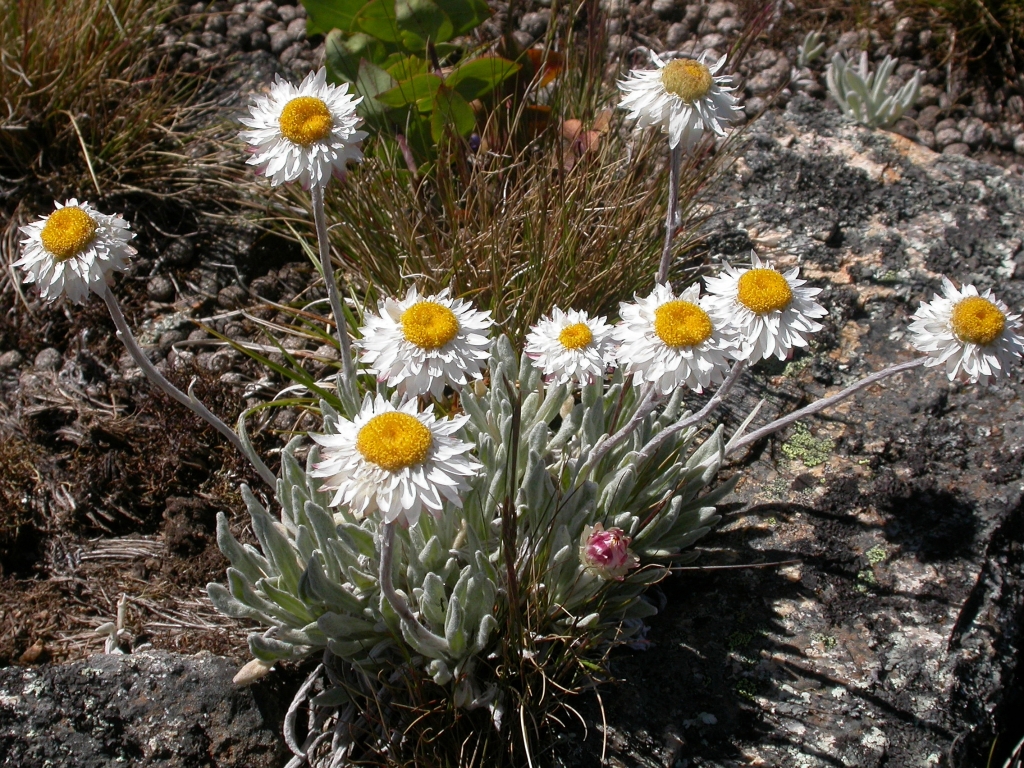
0, 350, 23, 370
34, 347, 62, 372
705, 1, 735, 23
277, 4, 299, 23
519, 10, 550, 38
942, 142, 970, 156
935, 127, 962, 148
147, 276, 175, 302
916, 105, 941, 130
916, 129, 936, 149
652, 0, 679, 19
286, 16, 306, 40
1013, 133, 1024, 155
218, 285, 248, 309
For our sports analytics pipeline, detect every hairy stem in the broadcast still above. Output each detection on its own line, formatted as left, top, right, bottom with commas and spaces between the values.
311, 184, 357, 385
727, 357, 927, 457
102, 285, 277, 488
378, 522, 450, 656
657, 143, 682, 285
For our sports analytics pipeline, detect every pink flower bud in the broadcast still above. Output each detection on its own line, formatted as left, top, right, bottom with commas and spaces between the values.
579, 523, 639, 580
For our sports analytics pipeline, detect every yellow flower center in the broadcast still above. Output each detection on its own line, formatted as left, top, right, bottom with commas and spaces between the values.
950, 296, 1005, 346
660, 59, 714, 103
356, 412, 433, 472
653, 300, 713, 348
40, 207, 98, 261
737, 268, 793, 314
278, 96, 334, 146
401, 301, 460, 350
558, 322, 593, 350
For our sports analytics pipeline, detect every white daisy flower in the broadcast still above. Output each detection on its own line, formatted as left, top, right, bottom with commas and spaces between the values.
524, 308, 616, 387
703, 253, 827, 363
614, 283, 736, 395
909, 277, 1024, 385
240, 67, 367, 189
618, 52, 743, 152
311, 394, 481, 527
15, 199, 136, 304
358, 287, 493, 398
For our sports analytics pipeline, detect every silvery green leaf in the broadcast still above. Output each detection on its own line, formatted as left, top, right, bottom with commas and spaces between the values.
472, 614, 497, 653
245, 486, 303, 590
494, 335, 518, 381
428, 658, 452, 685
311, 686, 351, 707
258, 578, 316, 625
419, 535, 446, 572
520, 391, 541, 431
249, 632, 312, 662
550, 524, 573, 565
581, 399, 604, 452
598, 464, 636, 514
207, 582, 273, 623
301, 555, 365, 614
418, 571, 448, 627
520, 449, 553, 519
317, 611, 378, 639
549, 403, 583, 452
576, 612, 600, 629
216, 512, 267, 583
336, 522, 377, 558
445, 595, 468, 657
619, 597, 659, 619
273, 623, 327, 646
227, 568, 291, 621
295, 525, 317, 564
474, 549, 499, 584
328, 638, 374, 660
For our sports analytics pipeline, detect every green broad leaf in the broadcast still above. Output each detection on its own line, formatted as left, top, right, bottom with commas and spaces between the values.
386, 54, 429, 82
430, 86, 475, 139
355, 58, 397, 119
437, 0, 491, 35
446, 56, 520, 101
377, 72, 442, 109
396, 0, 453, 48
301, 0, 368, 35
326, 29, 386, 83
356, 0, 402, 43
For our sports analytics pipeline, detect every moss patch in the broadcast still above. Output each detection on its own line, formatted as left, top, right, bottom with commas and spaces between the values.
781, 422, 835, 467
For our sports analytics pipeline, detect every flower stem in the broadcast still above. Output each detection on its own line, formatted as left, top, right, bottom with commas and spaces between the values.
726, 357, 927, 457
102, 285, 277, 489
310, 184, 357, 386
378, 521, 450, 656
657, 144, 682, 286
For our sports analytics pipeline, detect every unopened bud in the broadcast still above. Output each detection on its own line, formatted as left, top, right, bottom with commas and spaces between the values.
579, 523, 639, 581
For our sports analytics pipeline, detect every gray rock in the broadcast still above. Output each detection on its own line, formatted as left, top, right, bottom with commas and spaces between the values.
935, 127, 962, 148
916, 104, 942, 130
278, 40, 301, 64
652, 0, 678, 19
666, 21, 689, 47
159, 330, 187, 347
253, 0, 278, 19
218, 285, 248, 309
286, 16, 306, 41
917, 83, 941, 107
599, 0, 630, 17
519, 10, 550, 38
700, 32, 726, 50
205, 13, 227, 34
942, 141, 971, 156
916, 128, 936, 149
1008, 95, 1024, 116
716, 16, 743, 34
959, 117, 986, 148
705, 1, 735, 23
250, 29, 271, 50
34, 347, 62, 372
277, 3, 299, 22
146, 276, 175, 302
269, 29, 291, 54
0, 350, 23, 370
1013, 132, 1024, 155
0, 651, 288, 766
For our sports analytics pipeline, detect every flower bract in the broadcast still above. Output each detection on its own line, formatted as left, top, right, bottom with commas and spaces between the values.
703, 252, 827, 363
240, 67, 367, 189
16, 199, 136, 304
580, 523, 639, 581
615, 283, 735, 394
524, 308, 616, 386
358, 287, 493, 398
311, 394, 481, 527
909, 277, 1024, 384
618, 52, 743, 152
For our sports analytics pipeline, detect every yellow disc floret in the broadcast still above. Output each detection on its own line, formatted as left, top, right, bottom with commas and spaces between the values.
401, 301, 460, 350
40, 207, 98, 261
356, 412, 433, 471
558, 322, 593, 350
278, 96, 334, 146
737, 268, 793, 314
660, 59, 714, 103
951, 296, 1005, 346
654, 300, 714, 348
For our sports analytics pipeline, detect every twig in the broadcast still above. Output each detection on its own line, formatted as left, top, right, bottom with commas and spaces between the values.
657, 143, 682, 285
726, 358, 927, 456
102, 285, 277, 488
